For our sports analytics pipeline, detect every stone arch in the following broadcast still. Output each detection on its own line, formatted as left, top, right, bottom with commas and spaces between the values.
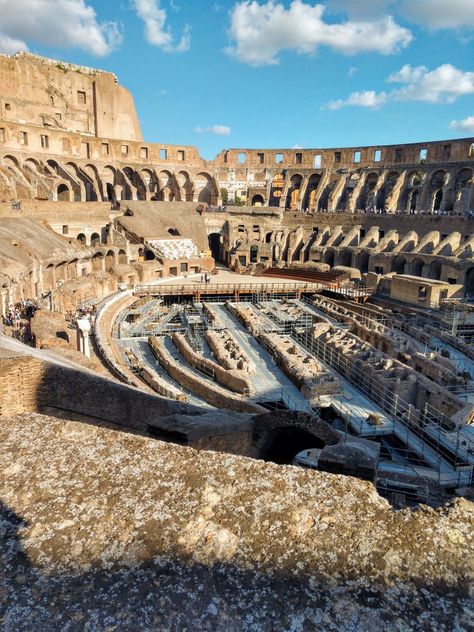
252, 194, 265, 206
176, 170, 193, 202
410, 258, 424, 277
324, 249, 335, 267
2, 154, 21, 169
105, 250, 116, 269
258, 427, 325, 464
90, 232, 101, 247
123, 166, 146, 200
46, 160, 81, 201
376, 171, 399, 210
157, 170, 175, 201
286, 174, 303, 209
357, 251, 370, 274
357, 172, 379, 210
66, 161, 98, 202
208, 233, 223, 262
338, 249, 352, 267
250, 244, 259, 263
194, 172, 218, 205
57, 183, 70, 201
83, 163, 105, 201
391, 255, 406, 274
427, 260, 442, 280
92, 252, 104, 271
118, 249, 127, 265
76, 233, 86, 245
432, 189, 443, 212
303, 173, 322, 210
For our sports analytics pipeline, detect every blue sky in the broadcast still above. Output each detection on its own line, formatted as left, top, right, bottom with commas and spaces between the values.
1, 0, 474, 159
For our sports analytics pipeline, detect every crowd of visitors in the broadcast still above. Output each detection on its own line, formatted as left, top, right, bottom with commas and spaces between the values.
2, 298, 39, 342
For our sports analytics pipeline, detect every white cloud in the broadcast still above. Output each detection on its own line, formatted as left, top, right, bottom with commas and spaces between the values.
195, 125, 231, 135
388, 64, 474, 103
326, 63, 474, 109
226, 1, 412, 66
327, 90, 388, 110
328, 0, 391, 18
399, 0, 474, 30
0, 0, 121, 56
133, 0, 190, 52
450, 115, 474, 134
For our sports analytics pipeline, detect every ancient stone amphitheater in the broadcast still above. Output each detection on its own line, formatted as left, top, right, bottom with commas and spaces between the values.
0, 52, 473, 629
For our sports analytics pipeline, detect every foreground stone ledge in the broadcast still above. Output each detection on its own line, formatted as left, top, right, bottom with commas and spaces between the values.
0, 413, 472, 586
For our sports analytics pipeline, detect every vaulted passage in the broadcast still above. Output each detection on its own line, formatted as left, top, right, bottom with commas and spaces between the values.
258, 427, 325, 464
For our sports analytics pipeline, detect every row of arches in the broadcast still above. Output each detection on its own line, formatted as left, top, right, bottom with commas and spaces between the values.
250, 167, 473, 212
1, 155, 220, 205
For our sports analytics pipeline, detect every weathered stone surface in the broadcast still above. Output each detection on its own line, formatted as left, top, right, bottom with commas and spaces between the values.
0, 412, 472, 630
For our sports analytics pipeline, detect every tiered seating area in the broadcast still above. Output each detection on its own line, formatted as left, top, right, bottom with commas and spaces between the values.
149, 238, 198, 260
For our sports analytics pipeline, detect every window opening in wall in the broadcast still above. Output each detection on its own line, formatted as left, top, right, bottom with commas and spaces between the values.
374, 149, 382, 162
334, 151, 341, 164
443, 144, 451, 160
62, 225, 68, 235
19, 131, 28, 145
395, 148, 403, 163
275, 153, 283, 164
50, 96, 54, 106
121, 144, 129, 155
314, 154, 322, 168
257, 152, 264, 164
160, 148, 167, 160
223, 151, 228, 163
447, 278, 457, 285
5, 103, 11, 111
41, 134, 49, 148
81, 142, 90, 159
101, 143, 109, 155
141, 147, 148, 159
418, 286, 427, 302
238, 224, 245, 232
77, 90, 86, 104
178, 150, 185, 161
419, 148, 427, 162
55, 112, 62, 120
312, 227, 319, 234
238, 152, 246, 164
353, 151, 361, 163
180, 262, 188, 273
295, 152, 302, 164
375, 266, 384, 275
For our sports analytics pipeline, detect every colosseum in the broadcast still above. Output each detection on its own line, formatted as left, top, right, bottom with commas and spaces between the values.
0, 52, 473, 628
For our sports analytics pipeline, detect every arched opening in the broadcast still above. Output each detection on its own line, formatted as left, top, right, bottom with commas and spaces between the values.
259, 427, 325, 465
57, 184, 70, 201
427, 260, 442, 280
433, 189, 443, 212
92, 253, 104, 271
338, 250, 352, 267
265, 232, 273, 244
303, 174, 322, 210
106, 183, 115, 203
105, 250, 115, 269
198, 188, 211, 204
409, 190, 418, 212
252, 194, 264, 207
464, 267, 474, 298
391, 256, 406, 274
324, 250, 335, 267
168, 228, 181, 236
410, 258, 424, 277
357, 172, 379, 211
144, 250, 155, 261
77, 233, 86, 245
118, 249, 127, 265
286, 175, 303, 209
250, 245, 258, 263
357, 251, 370, 274
208, 233, 222, 262
90, 232, 100, 247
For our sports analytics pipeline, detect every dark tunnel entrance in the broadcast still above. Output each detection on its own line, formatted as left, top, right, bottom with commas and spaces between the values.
258, 427, 326, 465
208, 232, 222, 263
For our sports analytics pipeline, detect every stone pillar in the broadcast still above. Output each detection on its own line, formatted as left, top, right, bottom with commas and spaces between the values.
76, 318, 92, 358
